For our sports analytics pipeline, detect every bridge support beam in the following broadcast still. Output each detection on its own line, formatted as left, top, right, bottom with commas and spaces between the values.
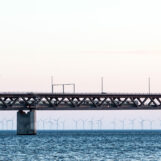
17, 110, 36, 135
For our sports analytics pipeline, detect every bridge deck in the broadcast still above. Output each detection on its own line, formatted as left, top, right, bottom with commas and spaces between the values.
0, 93, 161, 110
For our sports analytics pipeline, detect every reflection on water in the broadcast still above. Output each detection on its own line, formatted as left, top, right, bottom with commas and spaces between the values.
0, 130, 161, 161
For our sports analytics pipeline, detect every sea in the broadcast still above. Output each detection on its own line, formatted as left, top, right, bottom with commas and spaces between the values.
0, 130, 161, 161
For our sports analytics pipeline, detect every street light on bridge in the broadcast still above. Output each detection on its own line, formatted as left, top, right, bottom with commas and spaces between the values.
101, 77, 104, 93
148, 77, 151, 94
51, 76, 54, 94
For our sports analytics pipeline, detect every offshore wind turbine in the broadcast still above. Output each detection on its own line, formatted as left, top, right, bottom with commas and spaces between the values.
38, 119, 46, 130
60, 120, 65, 130
159, 120, 161, 129
119, 119, 125, 130
88, 118, 94, 130
129, 119, 136, 130
54, 118, 60, 130
6, 119, 14, 130
96, 118, 103, 130
138, 119, 146, 130
80, 119, 87, 130
148, 120, 154, 130
73, 119, 79, 130
48, 118, 54, 130
0, 119, 4, 130
111, 120, 116, 130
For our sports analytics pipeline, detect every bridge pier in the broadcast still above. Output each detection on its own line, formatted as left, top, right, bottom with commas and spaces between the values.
17, 110, 36, 135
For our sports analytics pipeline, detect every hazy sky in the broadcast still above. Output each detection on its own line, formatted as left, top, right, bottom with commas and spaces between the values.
0, 0, 161, 128
0, 0, 161, 93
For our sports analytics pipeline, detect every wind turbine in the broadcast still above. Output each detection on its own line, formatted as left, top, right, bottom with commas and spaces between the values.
88, 118, 94, 130
6, 118, 14, 130
96, 118, 103, 130
3, 119, 7, 130
119, 119, 125, 130
80, 119, 87, 130
138, 119, 146, 130
54, 118, 60, 130
148, 120, 154, 130
60, 120, 65, 130
73, 119, 79, 130
158, 119, 161, 129
111, 119, 116, 130
129, 119, 136, 130
37, 119, 44, 130
48, 118, 54, 130
37, 120, 40, 129
43, 118, 49, 130
38, 119, 47, 130
0, 119, 4, 130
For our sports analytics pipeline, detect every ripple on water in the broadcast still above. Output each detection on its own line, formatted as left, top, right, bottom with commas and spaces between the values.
0, 131, 161, 160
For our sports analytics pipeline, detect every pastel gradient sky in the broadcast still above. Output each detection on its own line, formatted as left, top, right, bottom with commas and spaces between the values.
0, 0, 161, 93
0, 0, 161, 129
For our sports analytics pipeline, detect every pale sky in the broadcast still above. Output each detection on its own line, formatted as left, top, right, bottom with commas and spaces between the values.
0, 0, 161, 93
0, 0, 161, 129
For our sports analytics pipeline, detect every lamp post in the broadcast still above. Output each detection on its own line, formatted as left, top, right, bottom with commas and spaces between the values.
101, 77, 104, 93
148, 77, 151, 94
51, 76, 54, 94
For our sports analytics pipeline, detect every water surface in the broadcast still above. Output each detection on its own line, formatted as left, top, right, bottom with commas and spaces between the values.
0, 130, 161, 161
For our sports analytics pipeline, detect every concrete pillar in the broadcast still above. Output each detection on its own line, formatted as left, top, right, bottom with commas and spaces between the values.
17, 110, 36, 135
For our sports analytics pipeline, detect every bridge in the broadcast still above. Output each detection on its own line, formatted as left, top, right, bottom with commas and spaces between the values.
1, 93, 161, 135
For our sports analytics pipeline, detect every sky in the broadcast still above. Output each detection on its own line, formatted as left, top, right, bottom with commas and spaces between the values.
0, 0, 161, 130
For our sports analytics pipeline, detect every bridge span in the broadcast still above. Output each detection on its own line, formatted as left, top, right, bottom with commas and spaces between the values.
1, 92, 161, 135
1, 93, 161, 110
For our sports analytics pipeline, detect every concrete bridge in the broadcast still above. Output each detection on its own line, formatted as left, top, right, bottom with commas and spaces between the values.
0, 92, 161, 135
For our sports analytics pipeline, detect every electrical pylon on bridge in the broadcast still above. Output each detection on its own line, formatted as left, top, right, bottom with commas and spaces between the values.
0, 92, 161, 135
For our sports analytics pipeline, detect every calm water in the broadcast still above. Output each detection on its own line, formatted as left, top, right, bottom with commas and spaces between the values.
1, 130, 161, 161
